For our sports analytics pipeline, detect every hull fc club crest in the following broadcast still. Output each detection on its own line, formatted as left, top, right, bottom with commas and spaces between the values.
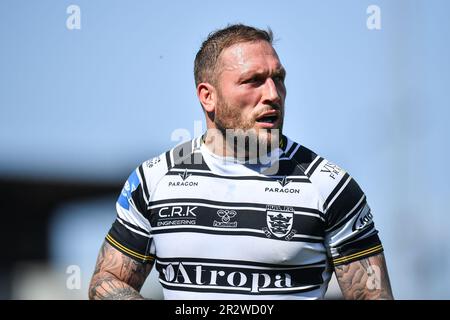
262, 205, 297, 241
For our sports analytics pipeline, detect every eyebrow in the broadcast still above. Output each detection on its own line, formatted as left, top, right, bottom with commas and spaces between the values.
273, 67, 286, 78
239, 67, 286, 81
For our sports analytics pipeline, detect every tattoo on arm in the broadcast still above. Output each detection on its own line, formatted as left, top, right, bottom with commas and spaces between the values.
334, 253, 394, 300
89, 241, 153, 300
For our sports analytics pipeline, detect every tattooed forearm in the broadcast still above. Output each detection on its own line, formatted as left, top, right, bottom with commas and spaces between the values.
89, 241, 153, 300
89, 272, 146, 300
334, 253, 394, 300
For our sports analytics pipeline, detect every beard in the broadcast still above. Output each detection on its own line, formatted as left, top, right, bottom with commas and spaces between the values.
213, 96, 283, 159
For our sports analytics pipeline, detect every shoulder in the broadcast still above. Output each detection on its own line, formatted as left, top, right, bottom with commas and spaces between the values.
283, 137, 339, 180
286, 138, 358, 209
138, 137, 204, 191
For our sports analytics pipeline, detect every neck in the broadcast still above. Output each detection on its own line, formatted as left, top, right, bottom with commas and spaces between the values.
202, 128, 283, 162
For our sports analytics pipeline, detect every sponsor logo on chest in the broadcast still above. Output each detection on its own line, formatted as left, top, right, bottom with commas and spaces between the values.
156, 205, 198, 227
264, 176, 301, 194
160, 262, 293, 293
213, 209, 238, 228
168, 169, 199, 187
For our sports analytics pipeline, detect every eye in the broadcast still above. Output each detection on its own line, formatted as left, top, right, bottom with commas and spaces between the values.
273, 74, 285, 83
243, 76, 264, 85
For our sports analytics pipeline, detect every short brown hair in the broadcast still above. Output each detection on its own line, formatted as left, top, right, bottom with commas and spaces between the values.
194, 24, 273, 87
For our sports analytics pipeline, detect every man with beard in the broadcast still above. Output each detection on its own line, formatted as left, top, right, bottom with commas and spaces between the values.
89, 24, 393, 300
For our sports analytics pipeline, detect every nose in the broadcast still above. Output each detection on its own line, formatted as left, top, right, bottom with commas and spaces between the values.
262, 78, 281, 106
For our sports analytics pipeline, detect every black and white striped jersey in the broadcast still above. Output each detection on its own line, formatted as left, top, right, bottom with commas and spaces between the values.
107, 135, 383, 299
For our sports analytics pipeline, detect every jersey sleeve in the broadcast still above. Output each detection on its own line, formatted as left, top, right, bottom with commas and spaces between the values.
309, 158, 384, 266
106, 164, 154, 264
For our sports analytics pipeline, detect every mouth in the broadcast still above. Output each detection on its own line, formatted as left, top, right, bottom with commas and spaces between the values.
255, 110, 281, 128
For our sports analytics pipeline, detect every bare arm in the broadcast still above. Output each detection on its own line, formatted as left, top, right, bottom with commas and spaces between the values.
334, 252, 394, 300
89, 241, 153, 300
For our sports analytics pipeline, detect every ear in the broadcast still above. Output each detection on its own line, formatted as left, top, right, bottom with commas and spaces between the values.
197, 82, 217, 114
